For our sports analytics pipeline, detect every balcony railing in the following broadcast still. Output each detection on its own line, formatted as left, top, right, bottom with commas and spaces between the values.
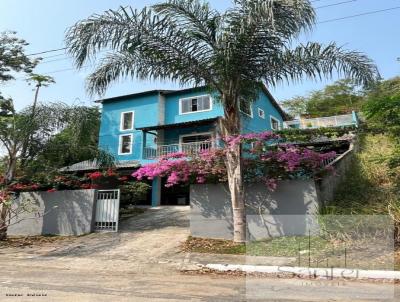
143, 140, 215, 159
283, 113, 356, 129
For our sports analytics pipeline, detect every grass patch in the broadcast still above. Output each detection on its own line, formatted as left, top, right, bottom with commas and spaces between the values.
182, 236, 246, 254
324, 133, 400, 218
183, 236, 329, 258
183, 236, 398, 270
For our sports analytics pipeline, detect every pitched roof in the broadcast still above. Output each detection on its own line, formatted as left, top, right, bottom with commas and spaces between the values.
96, 85, 288, 120
59, 159, 140, 172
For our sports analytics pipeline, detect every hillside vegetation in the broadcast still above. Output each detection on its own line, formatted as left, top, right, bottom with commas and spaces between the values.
325, 133, 400, 238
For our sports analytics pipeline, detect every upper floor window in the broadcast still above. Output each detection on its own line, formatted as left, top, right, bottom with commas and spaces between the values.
240, 100, 253, 117
258, 108, 265, 119
119, 134, 133, 155
120, 111, 134, 131
179, 95, 211, 114
270, 116, 280, 130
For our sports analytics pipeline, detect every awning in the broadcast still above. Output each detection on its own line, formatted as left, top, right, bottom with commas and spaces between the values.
136, 117, 219, 132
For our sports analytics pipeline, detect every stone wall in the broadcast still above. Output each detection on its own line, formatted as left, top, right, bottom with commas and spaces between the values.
8, 189, 96, 236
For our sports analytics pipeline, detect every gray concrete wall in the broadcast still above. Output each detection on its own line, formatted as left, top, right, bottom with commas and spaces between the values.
315, 142, 355, 205
8, 189, 96, 236
190, 180, 319, 240
190, 139, 358, 240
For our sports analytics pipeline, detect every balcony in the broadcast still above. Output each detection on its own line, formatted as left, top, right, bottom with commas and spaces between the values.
283, 113, 357, 129
143, 140, 216, 159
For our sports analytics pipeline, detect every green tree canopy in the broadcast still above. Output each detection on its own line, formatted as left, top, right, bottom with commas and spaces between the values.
282, 79, 364, 118
0, 31, 38, 83
363, 77, 400, 136
362, 77, 400, 168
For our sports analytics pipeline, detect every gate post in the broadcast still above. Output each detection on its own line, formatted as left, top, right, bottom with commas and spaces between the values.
151, 177, 161, 207
90, 189, 98, 233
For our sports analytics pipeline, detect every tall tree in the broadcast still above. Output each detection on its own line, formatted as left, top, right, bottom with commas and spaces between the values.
0, 31, 38, 83
281, 96, 308, 118
0, 99, 104, 239
26, 74, 55, 116
26, 106, 102, 174
282, 79, 364, 118
65, 0, 379, 242
20, 74, 55, 164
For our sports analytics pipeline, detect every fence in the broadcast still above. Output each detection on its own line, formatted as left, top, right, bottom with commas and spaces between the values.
143, 140, 215, 159
283, 113, 356, 129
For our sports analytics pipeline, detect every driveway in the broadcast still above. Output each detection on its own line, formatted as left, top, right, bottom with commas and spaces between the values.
0, 206, 399, 301
0, 206, 191, 273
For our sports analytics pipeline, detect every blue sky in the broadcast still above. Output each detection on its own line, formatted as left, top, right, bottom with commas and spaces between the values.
0, 0, 399, 109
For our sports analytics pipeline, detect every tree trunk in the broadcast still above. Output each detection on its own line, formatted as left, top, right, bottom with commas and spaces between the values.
0, 154, 17, 240
0, 205, 8, 241
219, 97, 246, 243
5, 154, 17, 184
225, 142, 246, 243
20, 84, 40, 165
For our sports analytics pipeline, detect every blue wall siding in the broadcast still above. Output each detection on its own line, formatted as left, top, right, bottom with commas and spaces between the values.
98, 87, 285, 163
98, 93, 159, 162
241, 90, 284, 133
164, 89, 223, 124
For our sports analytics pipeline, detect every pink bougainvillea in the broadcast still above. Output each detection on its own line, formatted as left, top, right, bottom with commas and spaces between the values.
224, 131, 279, 148
132, 131, 337, 191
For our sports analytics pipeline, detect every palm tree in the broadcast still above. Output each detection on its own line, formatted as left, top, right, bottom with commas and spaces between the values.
65, 0, 379, 242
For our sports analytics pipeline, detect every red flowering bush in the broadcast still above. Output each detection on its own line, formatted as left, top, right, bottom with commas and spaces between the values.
88, 171, 103, 180
7, 168, 133, 193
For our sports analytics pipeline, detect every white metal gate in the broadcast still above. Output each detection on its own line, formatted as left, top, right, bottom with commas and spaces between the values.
94, 189, 120, 232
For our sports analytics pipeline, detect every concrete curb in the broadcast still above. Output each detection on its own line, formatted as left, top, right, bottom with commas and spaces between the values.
205, 264, 400, 280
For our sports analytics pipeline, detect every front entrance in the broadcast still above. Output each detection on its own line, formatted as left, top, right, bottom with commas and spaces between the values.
160, 179, 190, 206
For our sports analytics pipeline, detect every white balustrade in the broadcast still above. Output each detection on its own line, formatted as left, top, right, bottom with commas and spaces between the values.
143, 140, 215, 159
283, 114, 355, 129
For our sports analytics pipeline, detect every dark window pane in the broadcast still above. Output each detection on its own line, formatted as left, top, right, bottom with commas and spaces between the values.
121, 135, 132, 153
191, 98, 198, 111
240, 101, 252, 116
122, 112, 133, 130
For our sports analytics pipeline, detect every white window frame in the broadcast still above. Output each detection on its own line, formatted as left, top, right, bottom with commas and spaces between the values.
120, 111, 134, 131
118, 134, 133, 155
178, 131, 214, 145
239, 100, 253, 118
258, 108, 265, 119
178, 95, 213, 115
270, 115, 281, 130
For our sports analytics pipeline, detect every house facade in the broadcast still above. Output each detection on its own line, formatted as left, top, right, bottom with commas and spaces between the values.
97, 85, 287, 206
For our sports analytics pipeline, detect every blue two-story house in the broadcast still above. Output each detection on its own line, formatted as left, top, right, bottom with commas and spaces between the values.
96, 85, 287, 206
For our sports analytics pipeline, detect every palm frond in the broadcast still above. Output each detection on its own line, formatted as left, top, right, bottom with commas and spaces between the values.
153, 0, 221, 47
262, 42, 379, 87
66, 5, 218, 95
65, 0, 378, 101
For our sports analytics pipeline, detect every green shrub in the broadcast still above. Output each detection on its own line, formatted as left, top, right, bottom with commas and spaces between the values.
120, 181, 151, 208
